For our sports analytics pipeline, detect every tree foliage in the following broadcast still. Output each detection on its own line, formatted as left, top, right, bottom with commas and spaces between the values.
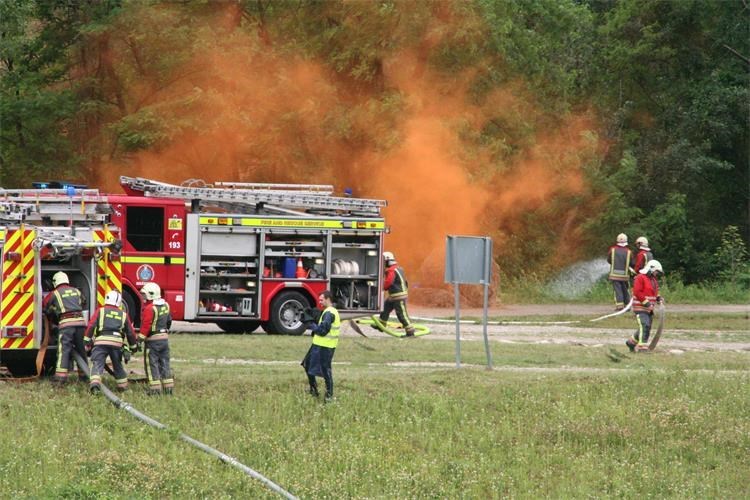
0, 0, 747, 285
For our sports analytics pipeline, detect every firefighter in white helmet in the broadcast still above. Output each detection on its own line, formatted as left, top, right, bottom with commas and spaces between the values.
43, 272, 87, 384
626, 260, 664, 352
633, 236, 654, 274
606, 233, 634, 310
374, 251, 416, 336
139, 282, 174, 395
83, 290, 137, 393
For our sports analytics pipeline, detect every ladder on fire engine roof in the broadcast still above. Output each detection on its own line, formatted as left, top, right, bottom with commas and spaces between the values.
120, 176, 387, 217
0, 187, 110, 224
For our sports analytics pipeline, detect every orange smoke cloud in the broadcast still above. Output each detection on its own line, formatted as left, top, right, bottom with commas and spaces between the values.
92, 3, 603, 304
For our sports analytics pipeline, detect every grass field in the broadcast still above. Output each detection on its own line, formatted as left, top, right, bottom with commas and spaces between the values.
2, 317, 749, 498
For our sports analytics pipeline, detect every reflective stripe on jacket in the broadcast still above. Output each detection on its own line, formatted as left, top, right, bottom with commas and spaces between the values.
44, 285, 85, 327
607, 245, 633, 281
312, 306, 341, 349
84, 305, 136, 347
140, 300, 172, 340
633, 249, 654, 274
632, 274, 659, 313
384, 265, 409, 299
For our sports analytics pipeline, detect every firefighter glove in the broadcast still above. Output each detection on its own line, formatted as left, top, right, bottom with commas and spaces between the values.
123, 349, 131, 364
656, 295, 663, 304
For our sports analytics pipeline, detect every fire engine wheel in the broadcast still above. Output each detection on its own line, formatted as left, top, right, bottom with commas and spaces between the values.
215, 320, 261, 334
269, 291, 310, 336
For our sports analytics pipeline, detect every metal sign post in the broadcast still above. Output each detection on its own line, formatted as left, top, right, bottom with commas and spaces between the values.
444, 235, 493, 369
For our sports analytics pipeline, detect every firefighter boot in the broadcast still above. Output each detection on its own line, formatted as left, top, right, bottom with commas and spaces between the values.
164, 388, 173, 396
625, 339, 636, 353
404, 326, 416, 337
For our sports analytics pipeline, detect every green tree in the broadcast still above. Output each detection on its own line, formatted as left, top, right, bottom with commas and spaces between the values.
713, 225, 750, 287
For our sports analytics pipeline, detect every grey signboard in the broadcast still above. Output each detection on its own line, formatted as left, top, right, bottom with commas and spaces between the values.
444, 236, 492, 284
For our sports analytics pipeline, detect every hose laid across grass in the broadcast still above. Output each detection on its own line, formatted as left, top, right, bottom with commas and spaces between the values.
72, 351, 297, 500
412, 299, 635, 326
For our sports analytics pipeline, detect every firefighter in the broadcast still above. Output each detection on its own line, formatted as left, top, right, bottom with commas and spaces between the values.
626, 260, 664, 352
377, 251, 415, 336
84, 290, 138, 393
633, 236, 654, 275
139, 282, 174, 395
301, 290, 339, 402
606, 233, 634, 310
43, 272, 87, 383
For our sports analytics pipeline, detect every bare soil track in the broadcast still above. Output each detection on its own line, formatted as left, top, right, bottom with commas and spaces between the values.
171, 304, 749, 352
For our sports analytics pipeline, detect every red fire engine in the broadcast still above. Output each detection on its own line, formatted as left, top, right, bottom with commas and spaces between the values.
113, 177, 388, 335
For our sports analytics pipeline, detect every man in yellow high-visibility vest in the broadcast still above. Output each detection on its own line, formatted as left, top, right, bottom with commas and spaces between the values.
301, 290, 340, 402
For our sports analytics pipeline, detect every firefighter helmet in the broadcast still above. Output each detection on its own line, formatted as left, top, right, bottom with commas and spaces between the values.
52, 271, 69, 288
640, 259, 663, 275
616, 233, 628, 244
140, 282, 161, 300
105, 290, 122, 307
635, 236, 649, 248
383, 251, 395, 262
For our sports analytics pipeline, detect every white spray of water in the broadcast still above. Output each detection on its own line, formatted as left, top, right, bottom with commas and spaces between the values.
547, 258, 610, 298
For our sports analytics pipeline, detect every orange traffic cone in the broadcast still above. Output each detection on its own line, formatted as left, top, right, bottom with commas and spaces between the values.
296, 258, 306, 278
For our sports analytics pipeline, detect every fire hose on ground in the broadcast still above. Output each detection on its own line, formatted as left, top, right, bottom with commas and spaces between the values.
410, 299, 637, 326
71, 351, 297, 500
409, 299, 667, 351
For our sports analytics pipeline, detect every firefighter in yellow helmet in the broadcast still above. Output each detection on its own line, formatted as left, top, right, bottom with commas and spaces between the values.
606, 233, 634, 310
43, 272, 87, 384
301, 290, 339, 402
139, 282, 174, 395
376, 251, 416, 336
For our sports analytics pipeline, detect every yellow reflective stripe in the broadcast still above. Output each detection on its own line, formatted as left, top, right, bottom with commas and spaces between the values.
239, 218, 344, 229
395, 268, 408, 293
199, 216, 385, 230
121, 256, 164, 264
54, 290, 66, 313
120, 256, 184, 264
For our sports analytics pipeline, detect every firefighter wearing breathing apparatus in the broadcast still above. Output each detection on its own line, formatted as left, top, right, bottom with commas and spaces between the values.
43, 272, 88, 383
378, 251, 415, 336
626, 260, 664, 352
84, 290, 137, 393
139, 282, 174, 395
301, 290, 339, 401
607, 233, 634, 310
